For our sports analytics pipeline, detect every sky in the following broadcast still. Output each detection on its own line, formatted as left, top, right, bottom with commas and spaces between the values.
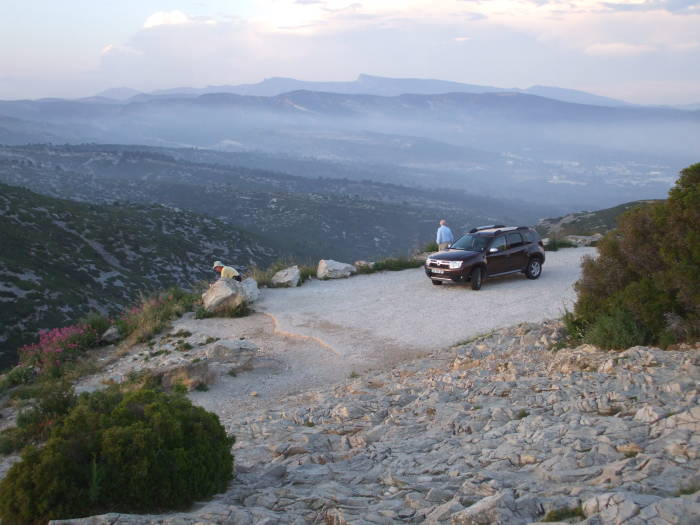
1, 0, 699, 104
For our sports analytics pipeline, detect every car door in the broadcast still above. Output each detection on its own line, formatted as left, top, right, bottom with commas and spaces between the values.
506, 232, 528, 271
486, 235, 508, 275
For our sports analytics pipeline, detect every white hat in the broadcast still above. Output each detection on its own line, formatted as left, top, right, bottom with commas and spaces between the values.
213, 260, 224, 269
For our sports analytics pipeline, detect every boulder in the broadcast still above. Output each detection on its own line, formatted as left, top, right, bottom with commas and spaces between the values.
100, 325, 120, 344
160, 361, 214, 391
241, 277, 260, 303
205, 339, 258, 372
317, 259, 357, 279
354, 260, 375, 271
271, 266, 301, 287
202, 278, 246, 312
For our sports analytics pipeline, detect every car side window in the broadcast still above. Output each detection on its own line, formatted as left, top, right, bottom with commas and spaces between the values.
490, 236, 507, 252
507, 232, 524, 248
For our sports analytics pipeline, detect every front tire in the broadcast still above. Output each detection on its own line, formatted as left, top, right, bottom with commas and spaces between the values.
470, 267, 483, 290
431, 279, 443, 285
525, 257, 542, 279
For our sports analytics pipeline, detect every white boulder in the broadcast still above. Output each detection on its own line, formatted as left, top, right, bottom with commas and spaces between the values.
240, 277, 260, 302
317, 259, 357, 279
271, 266, 301, 288
100, 325, 121, 344
201, 279, 246, 312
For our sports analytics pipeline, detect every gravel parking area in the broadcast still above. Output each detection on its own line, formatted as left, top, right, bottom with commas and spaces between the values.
256, 247, 596, 374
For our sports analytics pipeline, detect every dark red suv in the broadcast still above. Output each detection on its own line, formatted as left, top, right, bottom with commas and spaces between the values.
424, 225, 545, 290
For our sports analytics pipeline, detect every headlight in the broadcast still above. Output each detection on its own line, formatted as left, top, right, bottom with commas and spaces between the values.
448, 260, 463, 269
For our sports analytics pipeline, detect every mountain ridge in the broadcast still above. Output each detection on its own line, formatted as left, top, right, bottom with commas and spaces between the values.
93, 73, 632, 108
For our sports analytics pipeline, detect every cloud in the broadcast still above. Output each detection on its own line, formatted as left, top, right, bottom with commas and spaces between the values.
454, 36, 473, 41
143, 10, 192, 29
603, 0, 700, 13
585, 41, 656, 55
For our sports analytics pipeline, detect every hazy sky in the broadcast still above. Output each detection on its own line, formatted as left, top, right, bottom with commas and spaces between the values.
1, 0, 699, 104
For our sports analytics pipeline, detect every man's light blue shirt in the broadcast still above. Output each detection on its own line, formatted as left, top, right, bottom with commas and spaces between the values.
436, 225, 454, 244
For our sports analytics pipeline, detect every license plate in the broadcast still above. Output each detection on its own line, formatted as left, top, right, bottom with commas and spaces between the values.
432, 269, 445, 274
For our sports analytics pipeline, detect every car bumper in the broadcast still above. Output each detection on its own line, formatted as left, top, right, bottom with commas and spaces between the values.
424, 266, 468, 281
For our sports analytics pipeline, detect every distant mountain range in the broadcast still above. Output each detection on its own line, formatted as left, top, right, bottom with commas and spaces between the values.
0, 88, 695, 209
94, 74, 633, 108
0, 182, 280, 369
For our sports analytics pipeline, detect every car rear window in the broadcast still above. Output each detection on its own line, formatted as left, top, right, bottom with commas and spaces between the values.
524, 230, 540, 243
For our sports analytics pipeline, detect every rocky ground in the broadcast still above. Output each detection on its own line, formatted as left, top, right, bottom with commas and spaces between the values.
54, 320, 700, 524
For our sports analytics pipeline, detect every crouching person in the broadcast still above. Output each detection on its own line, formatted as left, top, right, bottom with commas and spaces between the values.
213, 260, 241, 282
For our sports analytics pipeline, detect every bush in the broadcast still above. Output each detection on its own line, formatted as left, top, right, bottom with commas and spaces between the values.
0, 388, 234, 523
356, 256, 424, 274
585, 308, 649, 350
18, 324, 102, 379
116, 288, 198, 345
568, 163, 700, 349
422, 241, 439, 253
0, 381, 76, 455
544, 238, 578, 251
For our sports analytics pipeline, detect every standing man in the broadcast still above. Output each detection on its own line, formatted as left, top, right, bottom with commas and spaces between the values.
436, 219, 454, 251
213, 260, 241, 282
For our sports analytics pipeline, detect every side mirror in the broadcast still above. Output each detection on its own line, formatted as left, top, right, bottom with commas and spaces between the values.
489, 247, 498, 253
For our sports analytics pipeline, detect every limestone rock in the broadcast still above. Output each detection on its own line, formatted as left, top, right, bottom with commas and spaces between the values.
317, 259, 357, 279
271, 266, 301, 288
160, 361, 214, 391
100, 325, 120, 344
240, 277, 260, 303
205, 339, 257, 372
354, 260, 375, 270
201, 278, 245, 312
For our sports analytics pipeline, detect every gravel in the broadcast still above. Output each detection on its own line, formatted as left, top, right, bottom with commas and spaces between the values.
256, 247, 596, 373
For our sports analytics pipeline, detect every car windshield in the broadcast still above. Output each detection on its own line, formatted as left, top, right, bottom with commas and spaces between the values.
450, 234, 487, 252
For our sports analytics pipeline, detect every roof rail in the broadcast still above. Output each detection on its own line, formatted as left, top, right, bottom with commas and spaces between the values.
516, 226, 530, 230
469, 224, 506, 233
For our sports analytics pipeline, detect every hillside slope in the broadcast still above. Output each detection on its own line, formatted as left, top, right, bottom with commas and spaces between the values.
536, 200, 662, 237
0, 183, 277, 368
0, 144, 536, 261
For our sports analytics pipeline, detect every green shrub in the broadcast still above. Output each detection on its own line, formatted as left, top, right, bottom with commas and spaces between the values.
0, 388, 234, 523
585, 308, 649, 350
568, 163, 700, 349
542, 506, 584, 522
298, 265, 316, 283
0, 381, 76, 455
545, 238, 578, 251
356, 256, 424, 274
0, 365, 34, 393
423, 241, 439, 253
81, 313, 111, 338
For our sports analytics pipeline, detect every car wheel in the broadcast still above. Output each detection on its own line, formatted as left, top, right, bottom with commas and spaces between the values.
525, 257, 542, 279
470, 267, 483, 290
431, 279, 443, 285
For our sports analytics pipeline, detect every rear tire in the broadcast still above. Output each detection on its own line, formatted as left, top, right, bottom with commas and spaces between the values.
431, 279, 443, 285
470, 267, 483, 290
525, 257, 542, 279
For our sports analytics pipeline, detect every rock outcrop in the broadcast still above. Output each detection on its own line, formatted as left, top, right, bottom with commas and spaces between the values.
317, 259, 356, 279
201, 278, 246, 312
271, 266, 301, 288
59, 321, 700, 524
